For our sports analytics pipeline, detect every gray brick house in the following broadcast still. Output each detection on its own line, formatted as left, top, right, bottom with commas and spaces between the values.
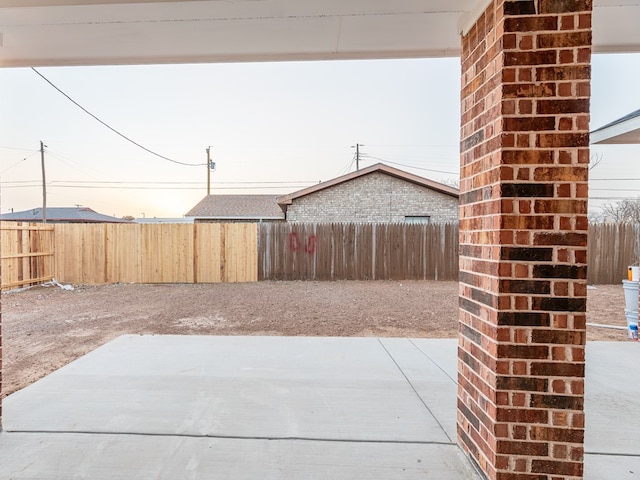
277, 163, 459, 223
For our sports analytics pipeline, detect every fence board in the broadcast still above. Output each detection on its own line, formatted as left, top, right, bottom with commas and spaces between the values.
587, 223, 639, 284
1, 222, 54, 290
258, 222, 460, 281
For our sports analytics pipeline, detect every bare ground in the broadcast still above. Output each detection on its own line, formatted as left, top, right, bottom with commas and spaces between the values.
1, 280, 632, 398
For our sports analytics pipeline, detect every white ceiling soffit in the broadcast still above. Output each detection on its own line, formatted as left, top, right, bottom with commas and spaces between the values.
591, 109, 640, 144
0, 0, 639, 67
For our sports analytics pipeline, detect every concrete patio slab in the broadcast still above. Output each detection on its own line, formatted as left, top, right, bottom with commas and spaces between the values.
0, 432, 477, 480
4, 336, 450, 443
584, 342, 640, 456
378, 338, 458, 442
1, 335, 639, 479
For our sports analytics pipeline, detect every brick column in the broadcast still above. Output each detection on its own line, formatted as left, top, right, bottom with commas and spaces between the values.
458, 2, 591, 479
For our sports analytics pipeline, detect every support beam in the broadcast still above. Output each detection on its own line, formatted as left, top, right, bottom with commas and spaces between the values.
457, 1, 592, 479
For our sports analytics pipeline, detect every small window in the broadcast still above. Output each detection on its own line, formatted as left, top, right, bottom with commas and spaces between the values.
405, 215, 431, 224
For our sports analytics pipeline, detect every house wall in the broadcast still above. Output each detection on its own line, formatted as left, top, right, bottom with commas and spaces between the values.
284, 172, 458, 223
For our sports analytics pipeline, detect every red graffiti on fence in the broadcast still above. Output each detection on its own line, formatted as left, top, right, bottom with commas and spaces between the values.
288, 232, 317, 255
304, 235, 317, 254
288, 232, 300, 252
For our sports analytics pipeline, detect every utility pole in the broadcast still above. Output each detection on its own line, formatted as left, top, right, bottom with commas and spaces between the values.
40, 141, 47, 223
206, 146, 211, 196
351, 143, 363, 171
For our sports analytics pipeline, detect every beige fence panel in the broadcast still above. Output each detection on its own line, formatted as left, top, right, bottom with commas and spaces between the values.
193, 223, 259, 283
588, 223, 639, 285
259, 222, 459, 281
1, 222, 55, 290
194, 223, 222, 283
54, 223, 107, 284
54, 223, 257, 284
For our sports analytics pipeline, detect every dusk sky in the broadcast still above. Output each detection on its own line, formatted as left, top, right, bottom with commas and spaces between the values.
1, 53, 639, 219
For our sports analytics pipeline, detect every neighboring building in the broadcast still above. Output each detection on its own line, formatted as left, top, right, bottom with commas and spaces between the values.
185, 194, 285, 223
0, 207, 129, 223
277, 163, 459, 223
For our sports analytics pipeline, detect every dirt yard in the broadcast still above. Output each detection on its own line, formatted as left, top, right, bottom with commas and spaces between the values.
1, 280, 632, 398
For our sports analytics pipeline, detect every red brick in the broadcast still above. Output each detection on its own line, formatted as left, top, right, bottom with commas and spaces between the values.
532, 459, 583, 476
459, 2, 591, 478
504, 16, 559, 33
559, 49, 575, 64
530, 426, 584, 443
537, 31, 592, 48
560, 15, 575, 30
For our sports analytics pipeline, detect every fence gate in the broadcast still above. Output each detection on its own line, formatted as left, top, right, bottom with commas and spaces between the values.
1, 222, 55, 290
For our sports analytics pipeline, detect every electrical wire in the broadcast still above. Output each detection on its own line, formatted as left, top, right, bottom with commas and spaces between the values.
361, 154, 458, 175
0, 182, 311, 191
590, 178, 640, 181
46, 150, 105, 181
0, 145, 38, 152
590, 196, 640, 200
48, 185, 306, 190
365, 144, 457, 148
31, 68, 206, 167
0, 180, 317, 186
0, 152, 39, 174
591, 188, 640, 192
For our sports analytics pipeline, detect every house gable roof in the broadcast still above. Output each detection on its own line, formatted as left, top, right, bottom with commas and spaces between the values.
277, 163, 459, 208
186, 194, 285, 220
0, 207, 127, 223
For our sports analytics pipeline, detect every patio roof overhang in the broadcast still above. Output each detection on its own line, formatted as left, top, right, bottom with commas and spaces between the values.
0, 0, 639, 67
591, 108, 640, 145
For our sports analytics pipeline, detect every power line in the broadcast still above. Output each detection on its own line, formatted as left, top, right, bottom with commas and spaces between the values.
0, 182, 311, 191
365, 144, 457, 148
0, 145, 38, 152
360, 154, 458, 175
0, 151, 40, 174
0, 180, 317, 185
46, 150, 105, 181
31, 67, 206, 167
336, 154, 356, 177
590, 196, 640, 200
590, 178, 640, 181
49, 185, 306, 190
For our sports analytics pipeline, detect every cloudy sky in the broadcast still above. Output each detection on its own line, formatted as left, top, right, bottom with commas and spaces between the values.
1, 53, 639, 219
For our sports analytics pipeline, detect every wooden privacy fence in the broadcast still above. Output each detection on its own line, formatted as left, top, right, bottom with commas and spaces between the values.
587, 223, 639, 285
0, 222, 55, 290
1, 221, 637, 288
259, 222, 459, 281
54, 223, 258, 284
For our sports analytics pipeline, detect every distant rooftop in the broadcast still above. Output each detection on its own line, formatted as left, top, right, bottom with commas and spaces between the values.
186, 195, 285, 220
0, 207, 129, 223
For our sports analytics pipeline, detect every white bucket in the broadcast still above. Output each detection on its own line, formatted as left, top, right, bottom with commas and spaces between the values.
625, 309, 639, 341
630, 265, 640, 282
622, 280, 639, 311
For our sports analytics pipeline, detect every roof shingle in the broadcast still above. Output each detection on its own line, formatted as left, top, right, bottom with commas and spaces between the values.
185, 195, 284, 220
